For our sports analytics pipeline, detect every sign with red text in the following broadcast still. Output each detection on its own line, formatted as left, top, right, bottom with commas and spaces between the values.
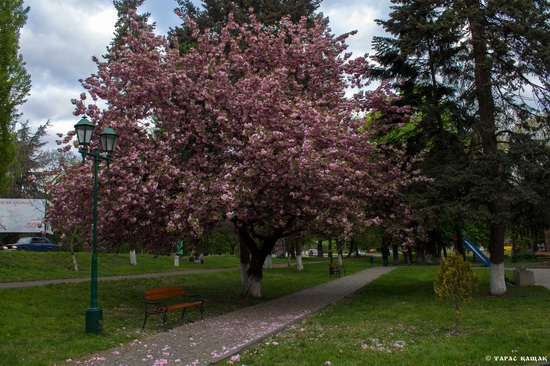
0, 199, 47, 233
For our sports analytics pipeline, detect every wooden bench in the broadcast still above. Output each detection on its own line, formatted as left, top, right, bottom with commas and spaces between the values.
329, 262, 346, 277
142, 286, 204, 330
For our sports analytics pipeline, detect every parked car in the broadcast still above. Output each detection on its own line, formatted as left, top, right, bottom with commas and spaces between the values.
2, 237, 60, 252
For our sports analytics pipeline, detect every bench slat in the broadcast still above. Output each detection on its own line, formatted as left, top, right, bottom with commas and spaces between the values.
166, 301, 203, 312
145, 291, 184, 301
144, 286, 184, 297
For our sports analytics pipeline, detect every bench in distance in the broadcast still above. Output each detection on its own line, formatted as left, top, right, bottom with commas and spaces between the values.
329, 262, 346, 277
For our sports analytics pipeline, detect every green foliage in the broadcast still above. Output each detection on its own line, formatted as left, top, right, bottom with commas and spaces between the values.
0, 0, 31, 195
434, 254, 480, 332
176, 0, 322, 29
372, 0, 550, 268
105, 0, 152, 62
5, 121, 51, 198
171, 0, 324, 54
0, 130, 17, 195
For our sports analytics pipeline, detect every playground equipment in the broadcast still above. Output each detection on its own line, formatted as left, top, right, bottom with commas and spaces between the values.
462, 237, 490, 267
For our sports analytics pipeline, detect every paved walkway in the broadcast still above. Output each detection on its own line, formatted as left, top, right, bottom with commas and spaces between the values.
69, 266, 395, 366
0, 267, 237, 289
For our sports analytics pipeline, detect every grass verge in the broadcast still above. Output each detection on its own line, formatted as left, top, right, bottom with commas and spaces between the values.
234, 267, 550, 366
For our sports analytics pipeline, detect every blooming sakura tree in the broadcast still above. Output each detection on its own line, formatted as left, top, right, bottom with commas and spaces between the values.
48, 11, 418, 298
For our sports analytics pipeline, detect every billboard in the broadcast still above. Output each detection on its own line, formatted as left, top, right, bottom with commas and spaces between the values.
0, 199, 47, 233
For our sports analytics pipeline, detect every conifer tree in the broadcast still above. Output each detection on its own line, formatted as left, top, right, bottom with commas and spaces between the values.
170, 0, 324, 52
6, 121, 49, 198
373, 0, 550, 294
104, 0, 152, 62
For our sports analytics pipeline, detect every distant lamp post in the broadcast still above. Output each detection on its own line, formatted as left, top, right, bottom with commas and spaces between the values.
74, 116, 119, 334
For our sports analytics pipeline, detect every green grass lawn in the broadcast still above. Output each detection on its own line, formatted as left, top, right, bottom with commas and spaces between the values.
234, 267, 550, 366
0, 251, 244, 282
0, 253, 367, 365
1, 252, 548, 366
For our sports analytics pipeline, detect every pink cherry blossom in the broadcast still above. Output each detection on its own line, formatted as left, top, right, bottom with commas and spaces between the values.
47, 11, 422, 296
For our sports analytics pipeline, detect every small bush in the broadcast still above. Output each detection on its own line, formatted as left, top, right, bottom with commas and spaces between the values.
434, 254, 480, 333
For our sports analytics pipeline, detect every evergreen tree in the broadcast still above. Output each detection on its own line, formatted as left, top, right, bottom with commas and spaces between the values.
373, 0, 550, 294
0, 0, 31, 195
176, 0, 321, 27
170, 0, 324, 52
104, 0, 152, 62
6, 121, 50, 198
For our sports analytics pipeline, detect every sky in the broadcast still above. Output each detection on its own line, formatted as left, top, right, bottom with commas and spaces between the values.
18, 0, 391, 148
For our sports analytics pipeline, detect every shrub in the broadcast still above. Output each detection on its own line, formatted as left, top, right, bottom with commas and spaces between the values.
434, 254, 480, 333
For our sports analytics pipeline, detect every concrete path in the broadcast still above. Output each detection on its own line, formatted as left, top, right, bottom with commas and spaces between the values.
0, 267, 237, 290
69, 266, 395, 366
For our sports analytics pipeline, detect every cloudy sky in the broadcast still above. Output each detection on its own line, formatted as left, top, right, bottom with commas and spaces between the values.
18, 0, 391, 148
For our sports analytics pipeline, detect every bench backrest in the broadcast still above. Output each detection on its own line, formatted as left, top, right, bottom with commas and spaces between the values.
143, 286, 185, 301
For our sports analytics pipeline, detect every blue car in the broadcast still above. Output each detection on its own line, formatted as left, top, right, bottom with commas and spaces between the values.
2, 237, 60, 252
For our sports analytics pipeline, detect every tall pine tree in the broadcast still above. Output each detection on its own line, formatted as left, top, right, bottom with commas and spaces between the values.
373, 0, 550, 294
176, 0, 321, 28
104, 0, 152, 62
170, 0, 324, 52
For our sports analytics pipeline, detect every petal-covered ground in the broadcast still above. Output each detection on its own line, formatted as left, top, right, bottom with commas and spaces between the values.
70, 266, 395, 366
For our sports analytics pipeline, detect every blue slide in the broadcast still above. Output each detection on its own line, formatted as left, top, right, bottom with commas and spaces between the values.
462, 237, 490, 267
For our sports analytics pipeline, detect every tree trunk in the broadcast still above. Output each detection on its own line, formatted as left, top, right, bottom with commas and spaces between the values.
466, 0, 506, 295
235, 224, 280, 299
489, 209, 506, 295
287, 241, 292, 268
296, 241, 303, 271
241, 244, 273, 298
129, 248, 137, 266
263, 253, 273, 269
317, 239, 323, 258
406, 246, 412, 265
68, 228, 79, 271
392, 244, 399, 265
336, 240, 344, 266
545, 228, 550, 252
296, 254, 303, 271
417, 245, 425, 264
72, 253, 79, 272
239, 237, 251, 286
328, 238, 333, 262
242, 258, 263, 299
347, 239, 358, 257
454, 222, 465, 258
454, 303, 461, 334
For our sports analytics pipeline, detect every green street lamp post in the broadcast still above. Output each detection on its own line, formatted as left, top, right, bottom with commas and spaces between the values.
74, 116, 119, 334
